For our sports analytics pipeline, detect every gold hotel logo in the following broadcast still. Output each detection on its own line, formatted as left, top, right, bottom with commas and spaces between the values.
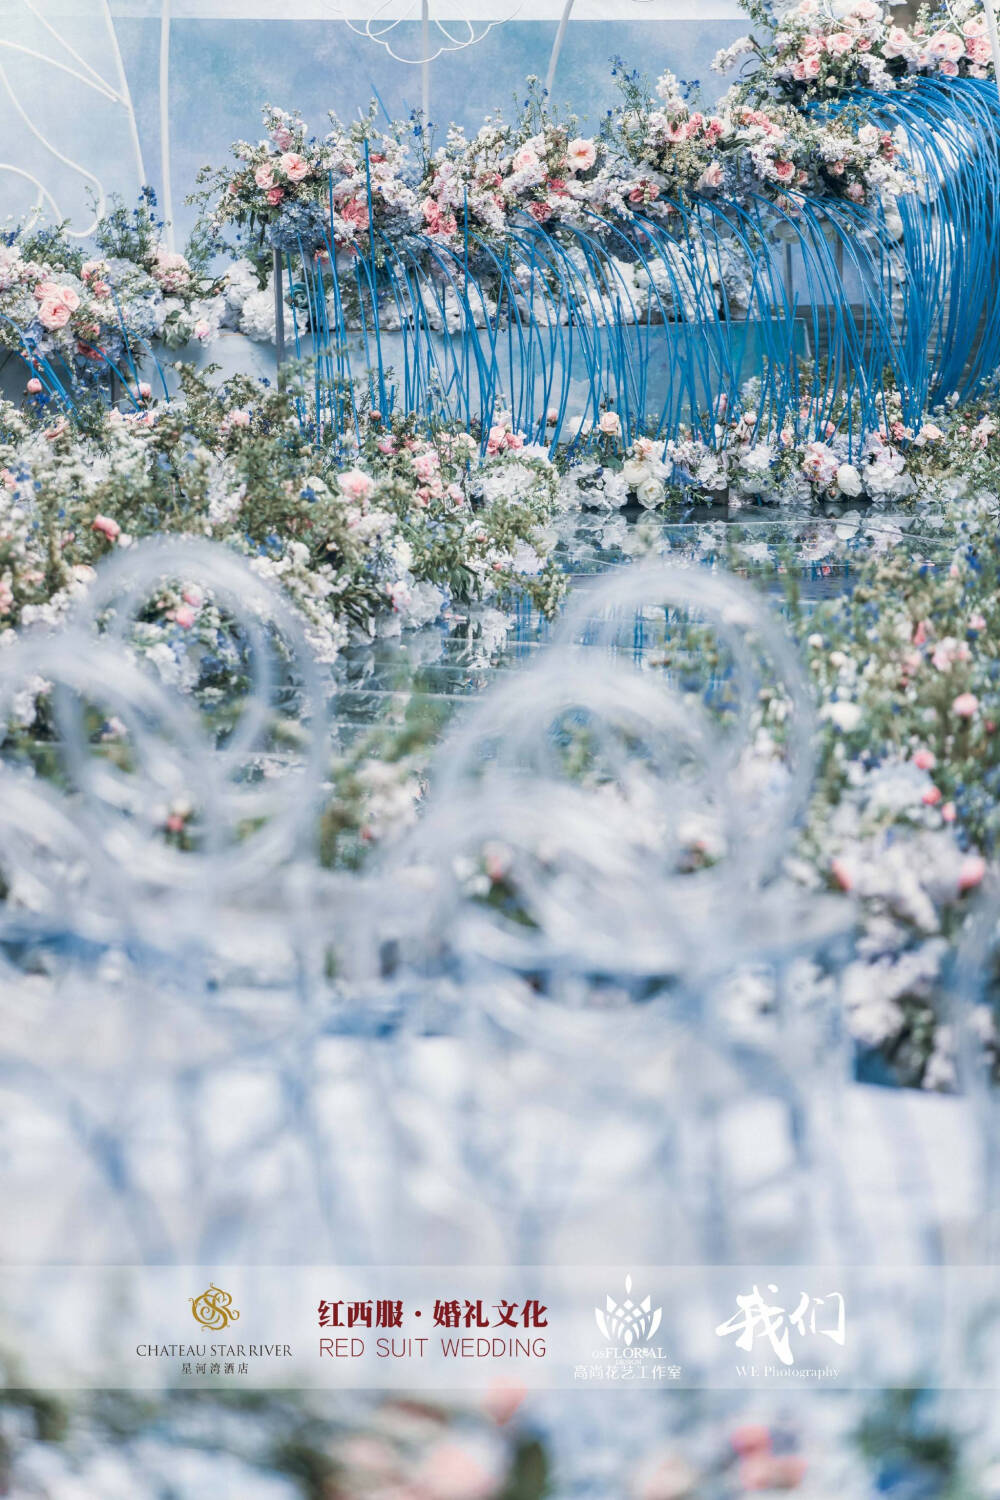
190, 1283, 240, 1331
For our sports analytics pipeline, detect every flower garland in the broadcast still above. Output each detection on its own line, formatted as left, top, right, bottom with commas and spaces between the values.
194, 0, 989, 268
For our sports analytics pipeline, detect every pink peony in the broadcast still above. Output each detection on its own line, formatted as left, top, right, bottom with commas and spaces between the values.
567, 136, 597, 172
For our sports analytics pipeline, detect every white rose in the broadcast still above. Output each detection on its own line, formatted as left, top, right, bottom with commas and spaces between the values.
836, 462, 863, 497
622, 459, 648, 489
636, 477, 665, 508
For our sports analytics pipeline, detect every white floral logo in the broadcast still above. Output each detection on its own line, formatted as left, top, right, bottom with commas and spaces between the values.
595, 1275, 662, 1346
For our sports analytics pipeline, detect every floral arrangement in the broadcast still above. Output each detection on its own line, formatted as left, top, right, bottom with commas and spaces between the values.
195, 104, 421, 270
604, 64, 908, 216
718, 0, 997, 102
419, 91, 602, 241
0, 369, 563, 680
0, 194, 222, 390
560, 379, 995, 511
197, 0, 964, 270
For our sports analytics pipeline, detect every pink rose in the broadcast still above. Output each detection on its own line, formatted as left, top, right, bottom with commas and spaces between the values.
279, 151, 309, 182
953, 692, 979, 717
266, 187, 284, 205
730, 1425, 772, 1456
929, 30, 965, 62
511, 145, 539, 172
959, 855, 987, 893
698, 161, 724, 190
58, 286, 80, 312
339, 468, 375, 502
38, 298, 71, 330
92, 514, 121, 542
740, 1454, 808, 1490
417, 1443, 497, 1500
272, 125, 294, 150
825, 32, 854, 55
883, 26, 911, 59
26, 377, 42, 394
33, 280, 62, 302
913, 749, 936, 771
254, 161, 276, 189
599, 410, 621, 436
228, 409, 252, 427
